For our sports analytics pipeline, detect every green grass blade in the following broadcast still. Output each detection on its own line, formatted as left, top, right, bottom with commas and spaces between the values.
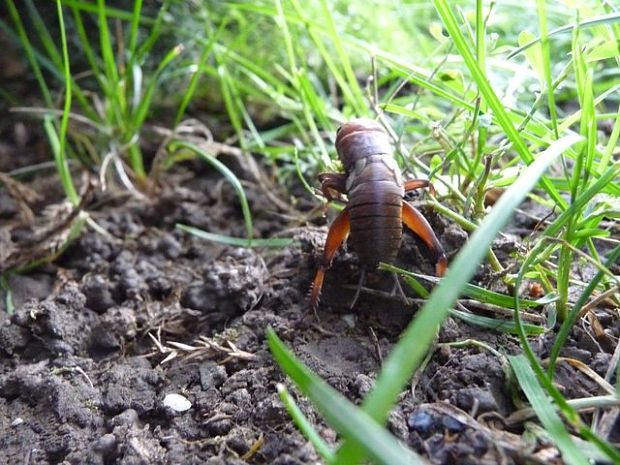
276, 384, 334, 463
381, 263, 554, 309
55, 0, 79, 206
509, 355, 589, 465
176, 225, 294, 248
60, 0, 155, 24
169, 141, 253, 244
5, 0, 53, 107
537, 163, 620, 240
70, 6, 103, 89
548, 244, 620, 374
96, 0, 126, 130
267, 329, 427, 465
136, 0, 171, 60
316, 0, 366, 114
25, 0, 63, 70
332, 133, 581, 465
513, 174, 620, 463
127, 0, 143, 55
507, 12, 620, 59
450, 309, 544, 336
97, 0, 120, 94
132, 44, 183, 130
536, 0, 559, 139
216, 63, 248, 150
601, 103, 620, 172
174, 20, 226, 126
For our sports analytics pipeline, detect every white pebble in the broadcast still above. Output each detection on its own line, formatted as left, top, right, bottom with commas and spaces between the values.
163, 393, 192, 412
341, 314, 356, 328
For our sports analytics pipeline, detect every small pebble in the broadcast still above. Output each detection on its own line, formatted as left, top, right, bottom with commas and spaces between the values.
163, 393, 192, 412
407, 410, 434, 433
110, 409, 139, 428
341, 314, 356, 328
11, 417, 24, 427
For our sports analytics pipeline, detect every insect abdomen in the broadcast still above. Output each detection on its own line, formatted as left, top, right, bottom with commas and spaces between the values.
347, 157, 404, 266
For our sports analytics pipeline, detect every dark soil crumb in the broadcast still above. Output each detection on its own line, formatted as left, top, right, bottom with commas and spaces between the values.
0, 162, 617, 465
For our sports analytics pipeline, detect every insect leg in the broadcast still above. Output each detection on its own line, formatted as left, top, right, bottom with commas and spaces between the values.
402, 201, 447, 276
390, 273, 409, 304
310, 209, 350, 310
404, 179, 436, 196
318, 172, 347, 202
349, 266, 367, 309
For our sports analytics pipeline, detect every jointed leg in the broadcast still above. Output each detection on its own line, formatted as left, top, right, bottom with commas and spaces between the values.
404, 179, 436, 196
390, 273, 409, 304
402, 201, 447, 276
318, 172, 347, 202
349, 266, 367, 309
310, 209, 350, 310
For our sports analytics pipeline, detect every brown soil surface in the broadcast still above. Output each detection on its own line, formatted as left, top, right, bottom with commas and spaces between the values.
0, 125, 617, 465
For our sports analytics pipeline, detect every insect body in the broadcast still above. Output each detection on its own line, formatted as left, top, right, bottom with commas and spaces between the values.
310, 119, 447, 309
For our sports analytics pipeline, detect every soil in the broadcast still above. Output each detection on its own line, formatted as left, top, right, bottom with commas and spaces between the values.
0, 124, 618, 465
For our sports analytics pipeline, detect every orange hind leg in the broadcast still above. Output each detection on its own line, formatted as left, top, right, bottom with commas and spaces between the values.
402, 201, 447, 276
310, 209, 350, 310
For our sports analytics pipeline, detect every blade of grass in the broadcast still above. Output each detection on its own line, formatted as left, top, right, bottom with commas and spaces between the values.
135, 0, 172, 60
316, 0, 366, 115
267, 329, 428, 465
332, 133, 581, 465
474, 0, 489, 169
273, 0, 331, 167
509, 355, 589, 465
5, 0, 53, 107
127, 0, 143, 54
276, 384, 334, 463
60, 0, 156, 24
450, 309, 544, 335
55, 0, 79, 206
288, 0, 367, 116
174, 19, 227, 126
536, 0, 559, 139
601, 102, 620, 172
176, 225, 293, 248
97, 0, 126, 138
513, 177, 620, 464
169, 141, 253, 244
24, 1, 95, 120
380, 263, 553, 310
507, 12, 620, 59
132, 44, 184, 130
548, 244, 620, 374
70, 5, 103, 90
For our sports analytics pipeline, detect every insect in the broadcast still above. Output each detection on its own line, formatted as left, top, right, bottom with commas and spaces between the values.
310, 118, 447, 309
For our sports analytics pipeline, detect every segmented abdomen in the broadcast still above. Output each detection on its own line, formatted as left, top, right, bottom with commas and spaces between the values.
346, 156, 404, 266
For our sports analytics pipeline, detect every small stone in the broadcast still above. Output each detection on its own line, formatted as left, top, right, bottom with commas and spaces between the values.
11, 417, 24, 427
407, 410, 434, 434
110, 409, 139, 428
341, 314, 356, 328
163, 393, 192, 412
